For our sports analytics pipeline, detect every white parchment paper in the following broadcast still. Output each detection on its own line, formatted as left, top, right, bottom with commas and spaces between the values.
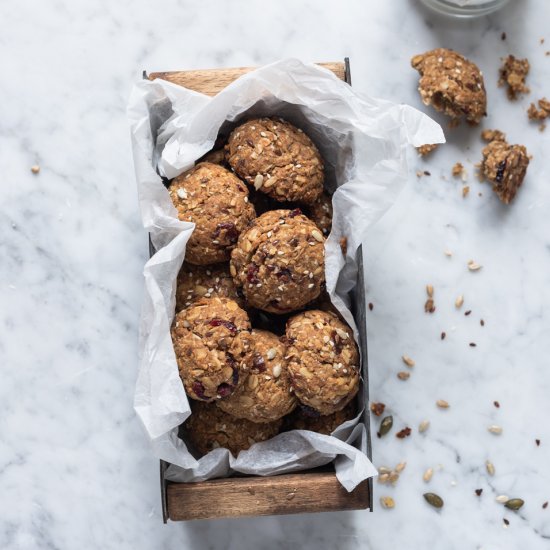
128, 59, 444, 491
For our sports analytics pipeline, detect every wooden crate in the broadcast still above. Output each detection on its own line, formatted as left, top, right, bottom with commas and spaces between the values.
146, 59, 373, 522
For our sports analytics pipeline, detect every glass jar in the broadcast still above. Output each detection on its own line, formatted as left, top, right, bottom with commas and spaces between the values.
420, 0, 510, 17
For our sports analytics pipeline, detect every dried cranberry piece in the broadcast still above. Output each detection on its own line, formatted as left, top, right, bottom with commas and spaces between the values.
192, 381, 207, 400
246, 263, 260, 284
276, 267, 292, 283
299, 404, 320, 418
252, 352, 266, 372
209, 318, 237, 335
289, 208, 302, 218
217, 383, 234, 398
213, 221, 239, 244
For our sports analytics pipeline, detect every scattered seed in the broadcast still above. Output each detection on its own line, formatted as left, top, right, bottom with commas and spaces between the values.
370, 402, 386, 416
488, 425, 503, 435
455, 295, 464, 308
426, 284, 434, 297
388, 472, 400, 485
423, 493, 444, 508
501, 31, 507, 40
494, 401, 500, 408
462, 185, 470, 198
425, 298, 435, 313
396, 427, 412, 439
378, 473, 390, 484
368, 302, 374, 311
505, 498, 524, 511
436, 399, 450, 409
469, 342, 477, 347
397, 371, 410, 380
395, 462, 407, 473
441, 331, 446, 340
419, 420, 430, 433
468, 260, 482, 271
378, 466, 392, 475
380, 496, 395, 509
464, 310, 472, 316
475, 489, 483, 496
503, 518, 510, 526
444, 249, 453, 257
402, 355, 415, 367
543, 501, 548, 509
31, 165, 40, 174
480, 319, 485, 326
486, 460, 495, 476
423, 468, 434, 482
424, 170, 431, 176
496, 495, 509, 503
536, 439, 541, 446
378, 416, 393, 437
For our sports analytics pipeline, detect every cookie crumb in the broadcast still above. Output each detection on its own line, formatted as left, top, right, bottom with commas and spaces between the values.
498, 55, 530, 100
527, 97, 550, 130
452, 162, 465, 178
417, 143, 439, 156
462, 185, 470, 198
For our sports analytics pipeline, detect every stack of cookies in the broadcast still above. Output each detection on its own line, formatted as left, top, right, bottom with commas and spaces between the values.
168, 117, 360, 457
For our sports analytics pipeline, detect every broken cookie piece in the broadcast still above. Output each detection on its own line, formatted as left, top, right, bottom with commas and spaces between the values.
481, 130, 530, 204
498, 55, 530, 100
527, 97, 550, 130
416, 143, 439, 156
411, 48, 487, 125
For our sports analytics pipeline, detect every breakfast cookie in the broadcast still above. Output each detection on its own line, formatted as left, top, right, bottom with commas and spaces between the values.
225, 117, 324, 204
217, 329, 297, 422
498, 55, 530, 100
286, 310, 360, 415
171, 297, 251, 401
307, 192, 333, 236
286, 401, 357, 435
230, 209, 325, 313
175, 262, 244, 312
168, 162, 255, 265
411, 48, 487, 125
183, 401, 282, 456
481, 129, 530, 204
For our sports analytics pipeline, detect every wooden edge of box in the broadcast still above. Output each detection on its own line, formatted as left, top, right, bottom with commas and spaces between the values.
165, 471, 369, 522
146, 61, 347, 95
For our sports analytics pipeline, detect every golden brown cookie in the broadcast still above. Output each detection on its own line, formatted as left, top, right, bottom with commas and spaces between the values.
175, 262, 244, 312
183, 401, 282, 457
286, 310, 360, 416
217, 330, 297, 423
286, 400, 357, 435
307, 192, 333, 236
225, 117, 324, 204
481, 130, 530, 204
171, 297, 251, 402
168, 162, 256, 265
230, 209, 325, 313
411, 48, 487, 125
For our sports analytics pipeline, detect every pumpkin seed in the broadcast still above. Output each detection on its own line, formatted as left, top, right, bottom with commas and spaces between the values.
423, 492, 444, 508
379, 416, 393, 437
505, 498, 524, 511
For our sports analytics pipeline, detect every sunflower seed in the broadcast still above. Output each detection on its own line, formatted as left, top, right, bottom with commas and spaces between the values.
379, 416, 393, 437
426, 284, 434, 297
505, 498, 524, 511
380, 496, 395, 509
378, 466, 392, 475
419, 420, 430, 433
423, 493, 444, 508
377, 473, 390, 484
395, 462, 407, 473
436, 399, 450, 409
468, 260, 482, 271
402, 355, 415, 367
311, 229, 324, 242
423, 468, 434, 482
496, 495, 509, 503
486, 460, 495, 476
455, 295, 464, 308
488, 425, 503, 435
272, 364, 282, 378
266, 348, 277, 360
254, 174, 264, 190
397, 371, 410, 380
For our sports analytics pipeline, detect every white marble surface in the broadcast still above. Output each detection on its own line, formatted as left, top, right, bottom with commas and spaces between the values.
1, 0, 549, 548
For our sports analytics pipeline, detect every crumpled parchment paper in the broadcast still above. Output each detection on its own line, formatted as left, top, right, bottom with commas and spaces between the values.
128, 58, 444, 491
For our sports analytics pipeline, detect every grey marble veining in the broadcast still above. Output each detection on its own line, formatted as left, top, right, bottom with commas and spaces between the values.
1, 0, 549, 548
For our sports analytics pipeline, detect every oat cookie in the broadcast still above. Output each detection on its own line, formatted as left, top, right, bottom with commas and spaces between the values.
217, 330, 297, 422
498, 55, 530, 100
481, 130, 530, 204
286, 401, 357, 435
183, 401, 282, 456
411, 48, 487, 125
230, 209, 325, 313
171, 297, 251, 401
225, 117, 324, 204
286, 310, 360, 415
307, 192, 333, 236
168, 162, 256, 265
175, 262, 244, 312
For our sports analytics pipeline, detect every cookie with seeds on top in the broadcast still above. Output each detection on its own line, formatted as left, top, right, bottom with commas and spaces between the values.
168, 162, 256, 265
225, 117, 324, 205
285, 310, 360, 416
182, 401, 282, 457
307, 192, 333, 236
411, 48, 487, 125
175, 262, 244, 312
171, 296, 251, 402
217, 329, 297, 423
230, 209, 325, 314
